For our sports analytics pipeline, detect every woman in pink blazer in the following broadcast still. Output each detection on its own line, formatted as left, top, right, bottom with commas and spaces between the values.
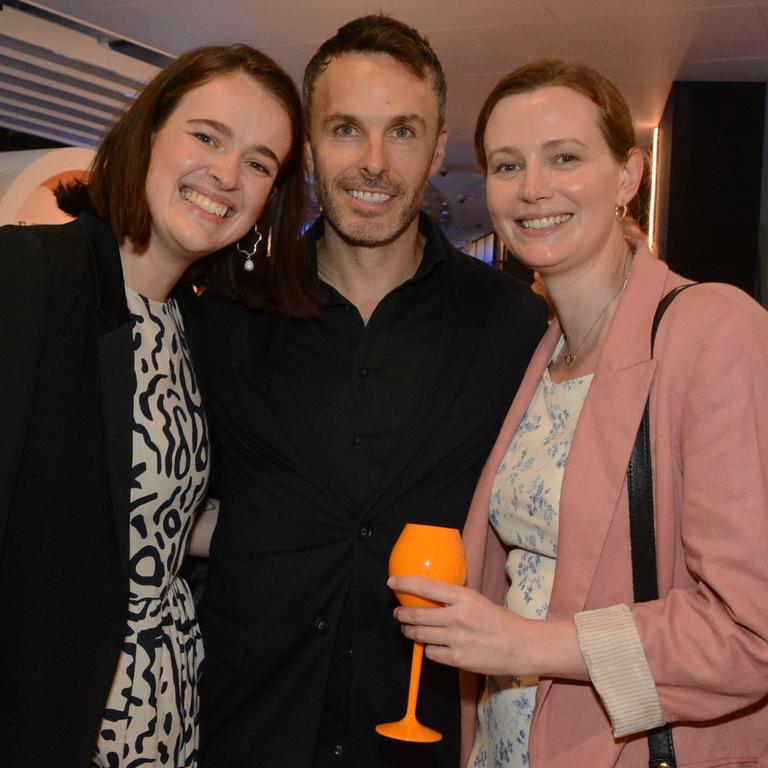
391, 59, 768, 767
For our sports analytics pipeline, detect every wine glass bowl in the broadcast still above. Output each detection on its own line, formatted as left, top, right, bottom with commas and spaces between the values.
375, 523, 466, 743
389, 524, 467, 607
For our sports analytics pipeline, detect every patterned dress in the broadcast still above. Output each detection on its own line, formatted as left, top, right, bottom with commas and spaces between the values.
92, 288, 208, 768
469, 351, 592, 768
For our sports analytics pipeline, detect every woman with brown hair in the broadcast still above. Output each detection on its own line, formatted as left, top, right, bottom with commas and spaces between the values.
390, 59, 768, 767
0, 44, 313, 768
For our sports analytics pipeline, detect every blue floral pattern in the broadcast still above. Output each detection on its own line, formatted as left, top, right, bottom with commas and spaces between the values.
470, 351, 591, 767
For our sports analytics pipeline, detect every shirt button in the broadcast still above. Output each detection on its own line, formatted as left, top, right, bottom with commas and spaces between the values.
347, 648, 354, 658
314, 617, 329, 635
358, 526, 372, 541
352, 434, 361, 445
359, 367, 368, 377
333, 744, 344, 756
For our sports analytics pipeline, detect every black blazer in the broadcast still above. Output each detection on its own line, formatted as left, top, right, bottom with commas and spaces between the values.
0, 212, 132, 767
195, 216, 548, 768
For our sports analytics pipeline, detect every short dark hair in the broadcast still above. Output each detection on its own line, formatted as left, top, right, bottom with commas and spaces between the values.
302, 14, 446, 133
58, 44, 317, 317
474, 58, 648, 227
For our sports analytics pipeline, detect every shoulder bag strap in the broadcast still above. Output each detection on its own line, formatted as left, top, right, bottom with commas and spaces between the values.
626, 282, 695, 768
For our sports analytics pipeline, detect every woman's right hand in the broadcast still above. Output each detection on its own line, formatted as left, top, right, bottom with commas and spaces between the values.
389, 575, 588, 680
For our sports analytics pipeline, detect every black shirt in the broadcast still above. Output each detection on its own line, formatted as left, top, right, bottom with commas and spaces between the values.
196, 214, 548, 768
298, 218, 445, 765
286, 217, 445, 509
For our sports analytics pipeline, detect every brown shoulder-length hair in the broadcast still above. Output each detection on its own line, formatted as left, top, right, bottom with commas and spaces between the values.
302, 14, 447, 134
474, 58, 648, 229
57, 44, 318, 317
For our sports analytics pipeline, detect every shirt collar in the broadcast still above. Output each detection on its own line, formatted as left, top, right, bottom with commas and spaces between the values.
305, 212, 448, 304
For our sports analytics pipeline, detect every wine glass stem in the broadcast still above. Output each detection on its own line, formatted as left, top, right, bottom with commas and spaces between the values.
405, 641, 425, 719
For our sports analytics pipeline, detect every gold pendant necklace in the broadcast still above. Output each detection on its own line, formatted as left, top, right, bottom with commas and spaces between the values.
562, 264, 632, 366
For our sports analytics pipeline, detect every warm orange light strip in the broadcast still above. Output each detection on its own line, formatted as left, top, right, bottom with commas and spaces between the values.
648, 126, 660, 250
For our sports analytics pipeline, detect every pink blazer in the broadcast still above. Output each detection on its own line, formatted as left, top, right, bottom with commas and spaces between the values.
460, 243, 768, 767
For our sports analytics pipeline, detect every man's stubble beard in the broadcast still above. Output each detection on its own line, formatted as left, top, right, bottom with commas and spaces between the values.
312, 161, 432, 248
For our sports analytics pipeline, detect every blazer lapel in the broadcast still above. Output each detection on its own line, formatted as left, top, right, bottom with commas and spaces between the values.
549, 246, 671, 619
533, 244, 673, 723
549, 360, 656, 617
79, 212, 133, 576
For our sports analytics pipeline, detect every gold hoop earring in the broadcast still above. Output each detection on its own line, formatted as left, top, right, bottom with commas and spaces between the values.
615, 203, 628, 221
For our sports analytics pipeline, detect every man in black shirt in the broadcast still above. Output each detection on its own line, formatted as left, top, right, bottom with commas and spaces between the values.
198, 15, 547, 768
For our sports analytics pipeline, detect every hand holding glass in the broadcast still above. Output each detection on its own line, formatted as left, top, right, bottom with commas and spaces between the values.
375, 523, 467, 743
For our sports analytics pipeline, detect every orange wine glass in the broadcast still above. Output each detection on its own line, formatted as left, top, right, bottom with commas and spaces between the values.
375, 523, 466, 743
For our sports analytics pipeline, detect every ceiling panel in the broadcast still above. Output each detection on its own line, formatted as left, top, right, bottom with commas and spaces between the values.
429, 10, 695, 86
685, 5, 768, 60
677, 57, 768, 79
760, 3, 768, 30
40, 0, 556, 51
542, 0, 756, 15
382, 0, 554, 30
0, 3, 161, 147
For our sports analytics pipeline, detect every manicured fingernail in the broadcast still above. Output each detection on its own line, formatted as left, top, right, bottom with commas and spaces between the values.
387, 577, 394, 587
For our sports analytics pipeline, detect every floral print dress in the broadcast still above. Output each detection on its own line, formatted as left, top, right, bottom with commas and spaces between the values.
469, 353, 592, 768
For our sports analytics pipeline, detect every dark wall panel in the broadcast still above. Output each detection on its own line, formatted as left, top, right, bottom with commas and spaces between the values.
663, 82, 765, 296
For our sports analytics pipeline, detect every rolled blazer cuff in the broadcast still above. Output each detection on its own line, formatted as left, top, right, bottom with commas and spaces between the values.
574, 603, 664, 737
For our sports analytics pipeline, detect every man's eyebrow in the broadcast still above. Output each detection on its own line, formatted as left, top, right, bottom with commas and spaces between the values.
322, 113, 428, 130
388, 113, 427, 130
186, 118, 280, 166
323, 113, 360, 126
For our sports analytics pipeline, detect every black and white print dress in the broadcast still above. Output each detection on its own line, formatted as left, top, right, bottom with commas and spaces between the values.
92, 287, 209, 768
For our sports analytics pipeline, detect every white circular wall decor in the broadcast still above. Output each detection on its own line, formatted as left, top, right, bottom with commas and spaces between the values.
0, 147, 95, 226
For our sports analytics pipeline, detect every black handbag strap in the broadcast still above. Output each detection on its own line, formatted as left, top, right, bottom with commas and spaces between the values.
626, 282, 695, 768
